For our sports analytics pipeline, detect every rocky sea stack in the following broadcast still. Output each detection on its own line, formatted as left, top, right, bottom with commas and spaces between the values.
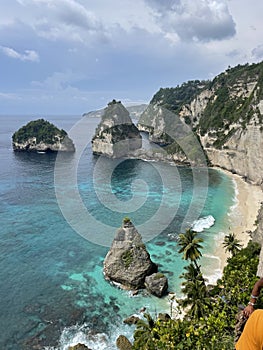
12, 119, 75, 152
91, 100, 142, 158
103, 218, 168, 296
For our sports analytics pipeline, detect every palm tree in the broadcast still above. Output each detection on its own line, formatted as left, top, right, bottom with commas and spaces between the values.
223, 233, 242, 257
181, 278, 210, 319
133, 313, 156, 350
178, 229, 204, 271
180, 263, 203, 283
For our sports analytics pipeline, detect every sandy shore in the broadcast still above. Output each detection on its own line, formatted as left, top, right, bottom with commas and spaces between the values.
212, 168, 262, 274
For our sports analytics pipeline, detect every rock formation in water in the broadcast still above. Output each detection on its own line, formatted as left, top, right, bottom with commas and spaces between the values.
116, 335, 133, 350
12, 119, 75, 152
137, 103, 206, 166
69, 344, 92, 350
91, 100, 142, 158
145, 272, 168, 297
103, 218, 168, 296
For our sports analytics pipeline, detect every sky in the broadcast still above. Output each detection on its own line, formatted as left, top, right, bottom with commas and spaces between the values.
0, 0, 263, 115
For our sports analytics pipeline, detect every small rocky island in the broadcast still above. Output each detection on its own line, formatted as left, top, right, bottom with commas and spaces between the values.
91, 100, 142, 158
103, 218, 168, 297
12, 119, 75, 152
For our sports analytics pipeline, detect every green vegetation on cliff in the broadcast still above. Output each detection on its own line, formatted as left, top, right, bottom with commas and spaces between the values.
150, 80, 209, 115
142, 61, 263, 151
199, 61, 263, 137
12, 119, 67, 144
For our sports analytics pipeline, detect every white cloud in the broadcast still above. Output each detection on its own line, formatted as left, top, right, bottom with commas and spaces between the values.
16, 0, 107, 44
31, 70, 79, 90
145, 0, 236, 42
0, 92, 21, 100
0, 0, 262, 115
0, 46, 39, 62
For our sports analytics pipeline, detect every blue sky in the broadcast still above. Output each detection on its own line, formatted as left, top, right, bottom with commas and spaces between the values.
1, 0, 263, 115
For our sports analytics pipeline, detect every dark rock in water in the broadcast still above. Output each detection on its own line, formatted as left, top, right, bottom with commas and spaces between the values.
116, 335, 133, 350
103, 218, 157, 289
91, 99, 142, 158
155, 241, 166, 246
12, 119, 75, 152
144, 272, 168, 297
69, 344, 92, 350
123, 315, 140, 325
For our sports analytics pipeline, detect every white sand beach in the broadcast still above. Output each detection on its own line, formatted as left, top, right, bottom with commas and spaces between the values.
214, 169, 262, 272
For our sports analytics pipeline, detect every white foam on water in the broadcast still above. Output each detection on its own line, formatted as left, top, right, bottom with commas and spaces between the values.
228, 178, 239, 215
44, 322, 134, 350
202, 253, 223, 284
191, 215, 215, 232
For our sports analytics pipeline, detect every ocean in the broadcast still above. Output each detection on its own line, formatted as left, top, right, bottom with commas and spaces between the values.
0, 114, 235, 349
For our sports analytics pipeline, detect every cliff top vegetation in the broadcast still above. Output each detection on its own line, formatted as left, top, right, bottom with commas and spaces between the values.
12, 119, 67, 145
150, 80, 209, 114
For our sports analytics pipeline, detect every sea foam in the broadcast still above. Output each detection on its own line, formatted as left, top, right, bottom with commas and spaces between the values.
44, 322, 134, 350
191, 215, 215, 232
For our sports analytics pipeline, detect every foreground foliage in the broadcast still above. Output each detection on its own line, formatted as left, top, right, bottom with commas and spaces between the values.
130, 240, 262, 349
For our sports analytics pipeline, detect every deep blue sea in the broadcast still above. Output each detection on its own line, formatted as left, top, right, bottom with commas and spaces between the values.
0, 115, 235, 349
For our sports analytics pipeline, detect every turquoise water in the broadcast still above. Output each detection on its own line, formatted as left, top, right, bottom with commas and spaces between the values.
0, 115, 235, 349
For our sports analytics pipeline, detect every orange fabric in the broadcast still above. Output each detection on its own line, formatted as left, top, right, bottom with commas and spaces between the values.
236, 309, 263, 350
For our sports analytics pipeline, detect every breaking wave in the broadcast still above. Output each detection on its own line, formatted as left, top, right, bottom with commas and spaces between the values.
191, 215, 215, 232
44, 323, 134, 350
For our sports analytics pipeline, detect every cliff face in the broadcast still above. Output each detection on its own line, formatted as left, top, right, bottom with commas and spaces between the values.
12, 136, 75, 152
138, 104, 209, 167
92, 100, 142, 158
203, 125, 263, 184
138, 62, 263, 185
138, 104, 183, 144
137, 61, 263, 272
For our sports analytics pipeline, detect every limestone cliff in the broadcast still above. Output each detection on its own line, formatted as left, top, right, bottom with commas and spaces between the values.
12, 119, 75, 152
92, 100, 142, 158
138, 104, 208, 166
202, 125, 263, 185
138, 61, 263, 185
137, 61, 263, 273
